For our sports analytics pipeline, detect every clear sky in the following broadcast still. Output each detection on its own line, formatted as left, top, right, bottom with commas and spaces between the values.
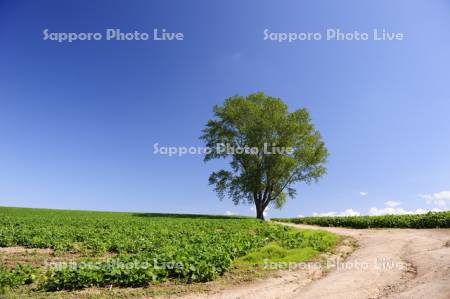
1, 0, 449, 218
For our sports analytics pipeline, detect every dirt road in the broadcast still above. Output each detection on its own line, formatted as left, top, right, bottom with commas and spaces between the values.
181, 224, 450, 299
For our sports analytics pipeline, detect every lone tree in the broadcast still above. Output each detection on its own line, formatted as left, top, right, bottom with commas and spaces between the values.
201, 92, 328, 220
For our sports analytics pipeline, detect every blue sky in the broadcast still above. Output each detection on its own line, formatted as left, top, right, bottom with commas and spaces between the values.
1, 0, 449, 218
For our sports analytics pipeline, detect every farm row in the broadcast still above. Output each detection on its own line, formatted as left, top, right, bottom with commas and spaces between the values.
273, 211, 450, 229
0, 207, 337, 294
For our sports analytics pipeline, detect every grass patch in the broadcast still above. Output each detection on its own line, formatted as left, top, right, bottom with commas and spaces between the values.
234, 228, 339, 269
235, 242, 318, 266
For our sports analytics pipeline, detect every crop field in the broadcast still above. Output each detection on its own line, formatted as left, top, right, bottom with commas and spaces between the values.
273, 211, 450, 229
0, 207, 338, 296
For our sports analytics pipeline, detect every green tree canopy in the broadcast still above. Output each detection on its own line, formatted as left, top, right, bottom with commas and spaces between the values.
200, 92, 328, 220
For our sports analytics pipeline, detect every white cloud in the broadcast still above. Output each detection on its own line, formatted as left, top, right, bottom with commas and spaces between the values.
385, 201, 401, 208
304, 192, 450, 218
420, 191, 450, 207
368, 200, 443, 216
414, 208, 428, 215
312, 208, 360, 217
368, 192, 450, 216
435, 191, 450, 200
312, 203, 444, 217
340, 209, 361, 216
224, 211, 237, 216
313, 211, 336, 217
369, 207, 440, 216
369, 207, 408, 216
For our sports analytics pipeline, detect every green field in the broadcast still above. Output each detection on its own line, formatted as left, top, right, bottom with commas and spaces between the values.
273, 211, 450, 229
0, 207, 338, 296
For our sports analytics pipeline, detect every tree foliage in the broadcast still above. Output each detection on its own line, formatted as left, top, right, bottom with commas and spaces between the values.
200, 92, 328, 219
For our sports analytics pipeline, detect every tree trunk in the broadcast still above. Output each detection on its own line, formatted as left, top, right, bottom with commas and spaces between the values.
256, 203, 265, 220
